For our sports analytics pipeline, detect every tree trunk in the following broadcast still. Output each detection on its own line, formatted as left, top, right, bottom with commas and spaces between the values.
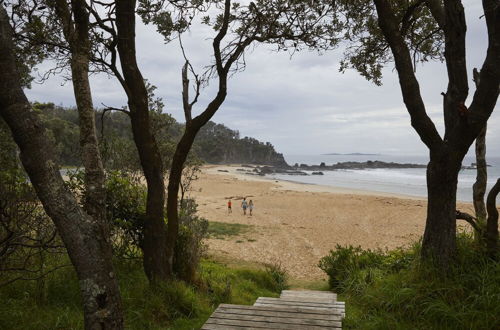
0, 7, 123, 329
422, 154, 460, 267
473, 126, 488, 219
115, 0, 169, 282
63, 0, 107, 232
485, 178, 500, 258
472, 68, 488, 223
166, 128, 197, 278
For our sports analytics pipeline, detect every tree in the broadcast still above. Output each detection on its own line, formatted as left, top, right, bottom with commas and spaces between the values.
0, 6, 124, 329
50, 0, 108, 243
339, 0, 499, 266
471, 68, 487, 225
84, 0, 174, 283
140, 0, 341, 278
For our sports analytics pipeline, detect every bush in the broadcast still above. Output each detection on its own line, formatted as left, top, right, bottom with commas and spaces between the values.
174, 199, 208, 283
319, 234, 500, 329
0, 257, 283, 329
67, 169, 147, 258
264, 262, 289, 292
105, 171, 147, 256
68, 170, 210, 282
0, 126, 64, 287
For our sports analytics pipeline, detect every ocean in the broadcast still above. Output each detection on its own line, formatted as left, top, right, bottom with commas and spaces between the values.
273, 154, 500, 202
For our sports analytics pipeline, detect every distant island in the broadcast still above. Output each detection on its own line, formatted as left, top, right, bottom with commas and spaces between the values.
322, 152, 381, 156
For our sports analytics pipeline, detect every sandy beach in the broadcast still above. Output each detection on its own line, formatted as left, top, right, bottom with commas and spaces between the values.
191, 165, 475, 280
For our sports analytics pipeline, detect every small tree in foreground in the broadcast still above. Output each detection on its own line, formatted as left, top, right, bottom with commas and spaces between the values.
154, 0, 341, 279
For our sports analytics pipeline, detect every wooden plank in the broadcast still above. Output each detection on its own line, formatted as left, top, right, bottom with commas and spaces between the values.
280, 293, 335, 299
217, 306, 341, 321
280, 293, 336, 301
211, 311, 342, 327
254, 302, 344, 312
277, 295, 337, 304
258, 297, 344, 305
219, 304, 342, 316
253, 303, 344, 315
281, 290, 336, 296
260, 296, 342, 303
204, 317, 340, 329
256, 297, 345, 309
281, 290, 337, 299
202, 324, 275, 330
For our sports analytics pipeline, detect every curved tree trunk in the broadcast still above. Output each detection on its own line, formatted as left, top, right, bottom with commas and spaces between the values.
166, 128, 198, 279
115, 0, 169, 282
422, 154, 460, 267
0, 7, 123, 329
485, 178, 500, 258
472, 68, 488, 224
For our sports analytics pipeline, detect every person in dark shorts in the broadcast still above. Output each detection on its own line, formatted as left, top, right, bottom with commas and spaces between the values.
227, 199, 232, 213
241, 198, 248, 215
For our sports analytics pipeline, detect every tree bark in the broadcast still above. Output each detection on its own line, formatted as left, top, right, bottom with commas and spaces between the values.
473, 127, 488, 220
472, 69, 487, 222
53, 0, 107, 232
422, 154, 460, 265
485, 178, 499, 258
0, 7, 123, 329
166, 128, 198, 277
115, 0, 169, 282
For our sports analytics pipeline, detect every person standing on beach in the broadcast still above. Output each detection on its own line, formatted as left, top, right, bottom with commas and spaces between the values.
241, 198, 248, 215
227, 199, 232, 214
249, 200, 254, 216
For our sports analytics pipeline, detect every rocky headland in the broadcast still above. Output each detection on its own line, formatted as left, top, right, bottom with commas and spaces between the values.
232, 160, 482, 176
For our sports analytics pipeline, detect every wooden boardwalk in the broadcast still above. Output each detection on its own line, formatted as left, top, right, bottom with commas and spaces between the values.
202, 290, 344, 329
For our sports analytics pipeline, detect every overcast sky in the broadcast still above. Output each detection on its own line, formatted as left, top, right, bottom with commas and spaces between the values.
25, 1, 499, 157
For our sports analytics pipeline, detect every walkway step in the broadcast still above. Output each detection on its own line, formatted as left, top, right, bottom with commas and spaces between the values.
281, 290, 337, 300
202, 290, 345, 329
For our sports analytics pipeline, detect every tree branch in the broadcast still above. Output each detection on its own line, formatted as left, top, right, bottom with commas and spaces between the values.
486, 178, 500, 256
455, 210, 482, 233
424, 0, 445, 30
373, 0, 443, 151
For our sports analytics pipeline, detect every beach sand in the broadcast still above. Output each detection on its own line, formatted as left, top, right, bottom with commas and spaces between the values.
190, 165, 475, 280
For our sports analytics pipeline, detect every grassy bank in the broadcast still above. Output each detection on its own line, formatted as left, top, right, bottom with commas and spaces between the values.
320, 233, 500, 329
0, 258, 285, 329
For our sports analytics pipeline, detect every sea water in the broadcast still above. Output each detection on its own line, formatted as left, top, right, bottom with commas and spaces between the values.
274, 154, 500, 202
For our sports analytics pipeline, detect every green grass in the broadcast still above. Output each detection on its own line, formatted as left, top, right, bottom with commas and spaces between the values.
207, 221, 253, 239
319, 233, 500, 329
0, 258, 285, 330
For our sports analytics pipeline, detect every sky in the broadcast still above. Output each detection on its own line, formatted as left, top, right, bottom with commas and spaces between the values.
25, 1, 499, 157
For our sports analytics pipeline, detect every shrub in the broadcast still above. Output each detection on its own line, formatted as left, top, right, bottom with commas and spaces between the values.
68, 171, 209, 282
318, 245, 388, 291
104, 171, 146, 256
0, 137, 64, 288
320, 235, 500, 329
264, 262, 289, 292
174, 199, 208, 283
67, 169, 147, 258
